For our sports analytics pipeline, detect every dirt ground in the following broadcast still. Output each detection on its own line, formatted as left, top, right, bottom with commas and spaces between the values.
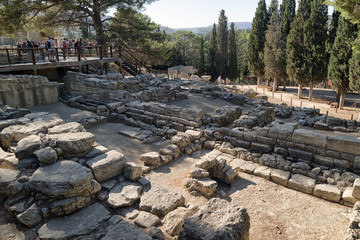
0, 91, 353, 240
240, 85, 360, 121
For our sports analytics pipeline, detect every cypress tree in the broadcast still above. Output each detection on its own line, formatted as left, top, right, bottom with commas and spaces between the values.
198, 35, 205, 75
237, 30, 250, 83
228, 22, 238, 81
327, 10, 341, 51
286, 0, 312, 98
328, 16, 358, 109
303, 0, 328, 101
217, 10, 229, 78
209, 24, 218, 81
247, 0, 268, 85
349, 36, 360, 91
264, 0, 287, 93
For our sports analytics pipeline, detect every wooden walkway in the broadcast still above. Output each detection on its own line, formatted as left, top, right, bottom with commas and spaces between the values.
0, 46, 142, 75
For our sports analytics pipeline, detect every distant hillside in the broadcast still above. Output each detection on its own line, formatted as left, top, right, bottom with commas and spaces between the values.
162, 22, 252, 35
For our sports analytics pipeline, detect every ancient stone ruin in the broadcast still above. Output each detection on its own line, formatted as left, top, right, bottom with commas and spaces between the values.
1, 72, 360, 239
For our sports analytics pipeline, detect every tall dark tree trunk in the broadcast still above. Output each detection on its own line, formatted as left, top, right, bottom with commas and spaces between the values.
93, 4, 105, 45
309, 83, 314, 101
336, 92, 340, 103
298, 84, 302, 99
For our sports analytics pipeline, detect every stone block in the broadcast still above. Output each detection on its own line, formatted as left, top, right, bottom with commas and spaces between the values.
333, 159, 350, 169
14, 135, 41, 160
253, 166, 271, 180
352, 179, 360, 199
288, 148, 313, 162
243, 131, 257, 142
327, 136, 360, 155
185, 178, 217, 197
343, 187, 360, 207
123, 162, 143, 180
288, 174, 316, 194
86, 150, 127, 182
354, 157, 360, 169
313, 184, 341, 202
140, 152, 161, 166
270, 169, 290, 186
314, 155, 334, 167
292, 129, 327, 148
251, 142, 272, 153
239, 162, 258, 174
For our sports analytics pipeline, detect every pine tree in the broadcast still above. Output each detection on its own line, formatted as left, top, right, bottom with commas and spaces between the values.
327, 10, 341, 51
247, 0, 268, 85
228, 22, 238, 81
237, 30, 250, 83
286, 0, 312, 98
264, 0, 287, 93
349, 44, 360, 91
209, 24, 218, 81
217, 10, 229, 78
328, 16, 358, 109
303, 0, 328, 101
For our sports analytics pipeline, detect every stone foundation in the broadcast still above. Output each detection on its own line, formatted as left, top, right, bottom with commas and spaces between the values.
0, 75, 58, 108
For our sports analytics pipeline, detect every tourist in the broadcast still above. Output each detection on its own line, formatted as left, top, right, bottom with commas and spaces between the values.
47, 37, 56, 62
79, 38, 87, 60
62, 40, 68, 60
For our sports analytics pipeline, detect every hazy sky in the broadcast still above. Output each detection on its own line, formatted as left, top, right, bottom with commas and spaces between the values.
142, 0, 279, 28
140, 0, 333, 28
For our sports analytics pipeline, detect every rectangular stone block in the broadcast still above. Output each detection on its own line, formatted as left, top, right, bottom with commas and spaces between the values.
251, 143, 272, 153
333, 159, 350, 169
243, 132, 257, 142
288, 148, 313, 162
352, 178, 360, 199
292, 129, 327, 148
256, 136, 276, 145
253, 166, 271, 180
239, 162, 258, 174
314, 155, 334, 168
270, 169, 290, 186
343, 187, 360, 207
313, 184, 341, 202
288, 174, 316, 194
327, 136, 360, 156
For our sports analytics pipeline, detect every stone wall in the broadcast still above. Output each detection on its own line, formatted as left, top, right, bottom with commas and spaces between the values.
63, 71, 186, 103
0, 75, 58, 108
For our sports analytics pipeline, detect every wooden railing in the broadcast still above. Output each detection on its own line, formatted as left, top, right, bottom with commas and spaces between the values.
0, 45, 145, 75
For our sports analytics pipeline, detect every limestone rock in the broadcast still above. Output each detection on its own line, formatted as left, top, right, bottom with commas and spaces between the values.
107, 182, 142, 208
102, 217, 152, 240
139, 183, 185, 217
86, 150, 127, 182
353, 179, 360, 199
150, 228, 167, 240
327, 136, 360, 156
0, 168, 20, 193
14, 135, 41, 160
185, 178, 217, 197
163, 206, 198, 236
134, 211, 161, 228
50, 132, 96, 158
270, 169, 290, 186
29, 160, 97, 198
189, 168, 209, 178
50, 196, 92, 216
171, 133, 191, 149
123, 162, 143, 180
313, 184, 341, 202
343, 187, 360, 207
47, 122, 85, 134
38, 203, 110, 240
140, 152, 161, 166
34, 147, 58, 164
179, 198, 250, 240
288, 174, 316, 194
16, 203, 42, 227
253, 166, 271, 180
292, 129, 327, 148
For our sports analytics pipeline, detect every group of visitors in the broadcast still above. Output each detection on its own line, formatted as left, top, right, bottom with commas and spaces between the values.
16, 41, 41, 53
217, 75, 232, 85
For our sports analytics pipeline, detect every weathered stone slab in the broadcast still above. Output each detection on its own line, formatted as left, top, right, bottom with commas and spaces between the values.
270, 169, 290, 186
313, 184, 341, 202
16, 203, 43, 227
107, 182, 142, 208
253, 166, 271, 180
29, 160, 96, 198
327, 136, 360, 155
251, 142, 272, 153
48, 122, 85, 134
140, 152, 161, 166
34, 147, 58, 164
14, 135, 41, 160
288, 148, 313, 162
314, 155, 334, 167
134, 211, 161, 228
343, 187, 360, 207
163, 206, 199, 236
292, 129, 327, 148
123, 162, 143, 180
185, 178, 217, 197
288, 174, 316, 194
86, 150, 127, 182
38, 203, 110, 240
179, 198, 250, 240
239, 162, 258, 174
102, 217, 152, 240
0, 168, 19, 193
50, 132, 96, 158
139, 183, 185, 217
352, 179, 360, 199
